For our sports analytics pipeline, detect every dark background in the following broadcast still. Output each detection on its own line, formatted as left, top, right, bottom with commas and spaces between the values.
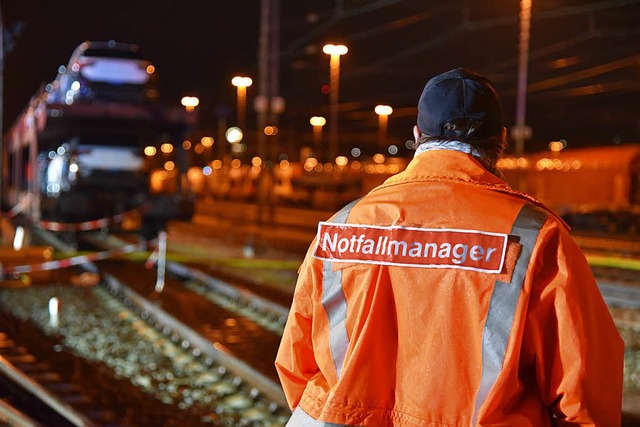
4, 0, 640, 155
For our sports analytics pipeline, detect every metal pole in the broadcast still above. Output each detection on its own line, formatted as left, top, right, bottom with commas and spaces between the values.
270, 0, 280, 112
257, 0, 271, 226
328, 54, 340, 162
378, 114, 388, 152
0, 3, 4, 216
237, 86, 246, 130
515, 0, 532, 155
313, 125, 322, 157
154, 230, 167, 293
267, 0, 280, 224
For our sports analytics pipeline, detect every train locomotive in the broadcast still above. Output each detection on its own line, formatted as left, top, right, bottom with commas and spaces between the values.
2, 41, 194, 233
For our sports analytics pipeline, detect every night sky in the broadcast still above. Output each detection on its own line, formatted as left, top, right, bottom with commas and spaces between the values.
4, 1, 260, 126
4, 0, 640, 154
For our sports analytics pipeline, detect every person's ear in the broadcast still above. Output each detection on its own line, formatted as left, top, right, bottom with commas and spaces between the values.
413, 125, 421, 141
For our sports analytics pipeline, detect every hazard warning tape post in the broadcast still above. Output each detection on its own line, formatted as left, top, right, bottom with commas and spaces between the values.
154, 231, 168, 293
49, 297, 60, 328
13, 226, 25, 251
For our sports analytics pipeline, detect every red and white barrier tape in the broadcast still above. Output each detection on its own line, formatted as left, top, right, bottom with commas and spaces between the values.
0, 242, 142, 279
1, 197, 147, 231
38, 208, 139, 232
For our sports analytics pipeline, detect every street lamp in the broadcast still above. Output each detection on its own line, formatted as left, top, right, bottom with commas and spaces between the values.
309, 116, 326, 159
181, 96, 199, 113
374, 105, 393, 151
323, 44, 348, 162
231, 76, 253, 130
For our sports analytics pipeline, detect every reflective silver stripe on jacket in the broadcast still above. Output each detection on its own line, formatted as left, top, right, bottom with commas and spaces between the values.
322, 199, 360, 379
472, 204, 547, 425
287, 406, 352, 427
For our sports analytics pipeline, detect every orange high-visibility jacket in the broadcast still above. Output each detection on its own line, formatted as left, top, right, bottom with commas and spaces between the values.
276, 150, 624, 427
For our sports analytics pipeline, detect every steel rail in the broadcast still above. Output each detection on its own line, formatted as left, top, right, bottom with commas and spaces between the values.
101, 273, 289, 409
0, 355, 95, 427
0, 398, 43, 427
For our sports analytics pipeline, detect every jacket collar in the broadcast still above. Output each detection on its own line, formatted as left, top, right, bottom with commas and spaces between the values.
383, 149, 509, 189
414, 140, 482, 158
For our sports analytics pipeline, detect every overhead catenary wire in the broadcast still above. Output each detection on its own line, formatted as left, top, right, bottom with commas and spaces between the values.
342, 0, 640, 77
281, 0, 406, 58
342, 2, 460, 44
480, 31, 598, 76
524, 54, 640, 94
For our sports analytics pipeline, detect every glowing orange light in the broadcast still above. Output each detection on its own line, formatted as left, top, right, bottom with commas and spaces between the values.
374, 105, 393, 116
549, 141, 564, 152
181, 96, 199, 112
231, 76, 253, 87
310, 116, 327, 127
373, 153, 386, 164
323, 44, 348, 56
335, 156, 348, 166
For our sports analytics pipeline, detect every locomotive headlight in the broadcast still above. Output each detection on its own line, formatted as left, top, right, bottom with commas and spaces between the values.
68, 159, 79, 182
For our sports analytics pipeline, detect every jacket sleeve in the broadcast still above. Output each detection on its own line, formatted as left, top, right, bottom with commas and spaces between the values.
523, 220, 624, 426
275, 256, 319, 410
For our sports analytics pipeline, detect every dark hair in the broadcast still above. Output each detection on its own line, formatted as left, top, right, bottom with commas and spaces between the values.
415, 118, 506, 172
441, 118, 485, 140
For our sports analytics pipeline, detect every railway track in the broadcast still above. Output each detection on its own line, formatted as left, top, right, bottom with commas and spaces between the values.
0, 226, 292, 426
0, 285, 256, 426
79, 233, 288, 381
